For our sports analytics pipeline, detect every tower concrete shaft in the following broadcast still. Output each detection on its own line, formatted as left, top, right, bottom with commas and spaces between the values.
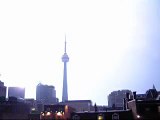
62, 38, 69, 102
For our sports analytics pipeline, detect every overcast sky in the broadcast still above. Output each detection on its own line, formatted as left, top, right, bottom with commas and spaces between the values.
0, 0, 160, 105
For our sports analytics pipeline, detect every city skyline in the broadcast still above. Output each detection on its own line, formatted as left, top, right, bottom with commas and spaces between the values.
0, 0, 160, 105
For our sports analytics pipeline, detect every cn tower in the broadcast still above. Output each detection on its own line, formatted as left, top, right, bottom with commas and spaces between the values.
62, 35, 69, 102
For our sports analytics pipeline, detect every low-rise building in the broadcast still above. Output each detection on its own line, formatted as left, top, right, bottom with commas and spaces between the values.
71, 110, 133, 120
40, 104, 75, 119
128, 97, 160, 119
60, 100, 92, 112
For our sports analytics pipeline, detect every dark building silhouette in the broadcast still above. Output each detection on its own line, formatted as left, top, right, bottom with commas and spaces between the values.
25, 98, 38, 111
146, 87, 158, 100
8, 87, 25, 99
62, 36, 69, 102
136, 85, 159, 101
27, 99, 41, 120
128, 91, 160, 120
36, 83, 58, 105
0, 81, 6, 98
71, 110, 133, 120
70, 89, 160, 120
0, 97, 31, 119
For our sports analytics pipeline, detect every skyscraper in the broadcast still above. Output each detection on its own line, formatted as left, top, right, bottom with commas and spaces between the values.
62, 36, 69, 102
0, 81, 6, 98
36, 83, 58, 104
8, 87, 25, 99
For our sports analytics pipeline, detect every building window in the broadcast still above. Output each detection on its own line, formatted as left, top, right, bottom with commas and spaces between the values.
72, 115, 80, 120
158, 106, 160, 112
145, 107, 150, 112
112, 113, 119, 120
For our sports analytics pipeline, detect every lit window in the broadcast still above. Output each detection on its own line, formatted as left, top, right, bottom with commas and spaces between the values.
46, 112, 51, 116
98, 114, 104, 120
31, 108, 35, 111
57, 111, 62, 116
41, 113, 44, 116
137, 115, 141, 119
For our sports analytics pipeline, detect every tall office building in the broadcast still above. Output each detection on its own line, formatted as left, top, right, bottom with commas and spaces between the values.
108, 90, 132, 108
62, 36, 69, 102
8, 87, 25, 99
0, 81, 7, 97
36, 83, 58, 104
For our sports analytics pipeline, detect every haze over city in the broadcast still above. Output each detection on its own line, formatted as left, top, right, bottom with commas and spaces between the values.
0, 0, 160, 105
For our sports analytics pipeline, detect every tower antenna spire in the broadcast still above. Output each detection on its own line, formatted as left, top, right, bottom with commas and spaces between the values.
65, 34, 67, 53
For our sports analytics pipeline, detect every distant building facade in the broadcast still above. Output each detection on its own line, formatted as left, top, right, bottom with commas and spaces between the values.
96, 105, 107, 112
8, 87, 25, 99
36, 83, 58, 105
25, 98, 37, 110
108, 90, 132, 108
0, 81, 6, 98
136, 94, 146, 100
